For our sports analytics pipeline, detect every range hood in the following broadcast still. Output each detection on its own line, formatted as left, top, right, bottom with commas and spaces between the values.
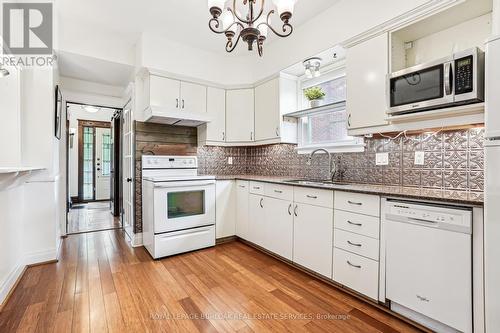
143, 106, 211, 127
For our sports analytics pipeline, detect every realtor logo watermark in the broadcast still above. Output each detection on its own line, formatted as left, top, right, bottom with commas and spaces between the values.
2, 1, 54, 66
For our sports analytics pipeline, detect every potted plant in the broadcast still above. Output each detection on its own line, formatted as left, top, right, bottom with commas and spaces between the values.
304, 86, 326, 108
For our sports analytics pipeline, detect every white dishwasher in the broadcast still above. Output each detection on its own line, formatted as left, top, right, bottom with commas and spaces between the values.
384, 200, 472, 333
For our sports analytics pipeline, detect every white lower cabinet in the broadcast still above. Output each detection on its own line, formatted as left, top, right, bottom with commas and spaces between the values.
293, 203, 333, 277
215, 180, 236, 239
235, 180, 249, 240
333, 248, 379, 300
265, 197, 293, 260
248, 194, 266, 247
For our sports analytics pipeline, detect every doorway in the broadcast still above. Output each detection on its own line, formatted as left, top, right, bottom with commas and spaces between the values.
66, 102, 122, 234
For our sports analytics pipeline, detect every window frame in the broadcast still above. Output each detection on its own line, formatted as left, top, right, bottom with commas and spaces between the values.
296, 66, 364, 154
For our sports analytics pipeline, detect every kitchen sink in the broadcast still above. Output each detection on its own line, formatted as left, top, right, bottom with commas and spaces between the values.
283, 179, 352, 187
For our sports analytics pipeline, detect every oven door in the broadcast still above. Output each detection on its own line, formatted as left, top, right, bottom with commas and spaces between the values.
389, 58, 454, 114
153, 180, 215, 234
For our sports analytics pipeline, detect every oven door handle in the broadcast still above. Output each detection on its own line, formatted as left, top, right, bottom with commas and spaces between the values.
444, 61, 453, 96
153, 180, 216, 188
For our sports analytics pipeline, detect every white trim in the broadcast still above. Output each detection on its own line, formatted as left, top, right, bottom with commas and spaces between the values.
24, 248, 58, 266
0, 263, 25, 305
341, 0, 464, 48
296, 141, 366, 155
125, 231, 143, 247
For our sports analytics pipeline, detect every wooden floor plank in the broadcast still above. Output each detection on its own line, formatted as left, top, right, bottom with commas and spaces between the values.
1, 229, 425, 333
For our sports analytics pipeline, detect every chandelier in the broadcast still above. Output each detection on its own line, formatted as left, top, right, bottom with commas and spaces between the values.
208, 0, 297, 57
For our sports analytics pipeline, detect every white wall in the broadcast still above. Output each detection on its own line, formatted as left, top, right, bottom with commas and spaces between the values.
67, 105, 115, 197
61, 76, 125, 107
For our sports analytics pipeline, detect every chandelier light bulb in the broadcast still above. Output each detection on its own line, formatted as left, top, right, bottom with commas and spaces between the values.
255, 17, 269, 38
221, 11, 237, 33
208, 0, 226, 17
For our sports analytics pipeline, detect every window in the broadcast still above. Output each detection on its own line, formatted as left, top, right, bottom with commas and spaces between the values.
101, 133, 112, 176
297, 71, 364, 153
82, 127, 94, 200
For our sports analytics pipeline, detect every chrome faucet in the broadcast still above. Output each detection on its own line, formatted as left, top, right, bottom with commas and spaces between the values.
308, 148, 337, 182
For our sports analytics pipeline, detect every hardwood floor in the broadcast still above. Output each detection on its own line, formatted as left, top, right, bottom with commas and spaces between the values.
68, 202, 120, 234
0, 230, 424, 332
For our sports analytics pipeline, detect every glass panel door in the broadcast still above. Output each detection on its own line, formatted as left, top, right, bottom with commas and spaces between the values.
167, 190, 205, 219
83, 126, 94, 200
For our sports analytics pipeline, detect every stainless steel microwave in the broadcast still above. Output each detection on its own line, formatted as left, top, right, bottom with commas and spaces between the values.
388, 48, 484, 115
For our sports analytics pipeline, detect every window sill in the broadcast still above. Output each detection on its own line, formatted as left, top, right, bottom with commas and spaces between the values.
296, 142, 365, 155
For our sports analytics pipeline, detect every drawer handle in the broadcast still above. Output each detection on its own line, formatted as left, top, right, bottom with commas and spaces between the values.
347, 220, 363, 227
348, 200, 362, 206
239, 185, 246, 188
347, 260, 361, 269
260, 198, 264, 208
306, 195, 318, 199
274, 190, 283, 193
294, 205, 298, 217
253, 187, 261, 190
347, 240, 362, 247
288, 204, 292, 216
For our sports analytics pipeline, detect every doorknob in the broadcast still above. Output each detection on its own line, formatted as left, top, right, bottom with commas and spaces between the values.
127, 178, 133, 182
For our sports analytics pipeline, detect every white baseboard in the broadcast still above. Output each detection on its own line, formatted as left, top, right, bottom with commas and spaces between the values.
125, 231, 143, 247
0, 263, 25, 306
24, 248, 58, 266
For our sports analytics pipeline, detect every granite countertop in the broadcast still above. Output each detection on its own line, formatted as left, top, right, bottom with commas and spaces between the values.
213, 175, 484, 206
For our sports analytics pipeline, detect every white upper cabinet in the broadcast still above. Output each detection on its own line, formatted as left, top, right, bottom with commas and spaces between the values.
198, 87, 226, 143
346, 33, 389, 131
180, 81, 207, 114
226, 89, 255, 143
149, 75, 181, 113
254, 76, 298, 144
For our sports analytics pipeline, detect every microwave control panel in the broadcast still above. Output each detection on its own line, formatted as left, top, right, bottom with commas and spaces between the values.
455, 55, 473, 95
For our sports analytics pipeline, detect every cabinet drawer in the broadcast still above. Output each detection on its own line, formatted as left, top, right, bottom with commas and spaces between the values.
236, 180, 249, 190
335, 191, 380, 217
334, 210, 380, 239
249, 181, 265, 195
334, 229, 379, 261
294, 187, 333, 208
265, 183, 293, 201
333, 248, 379, 300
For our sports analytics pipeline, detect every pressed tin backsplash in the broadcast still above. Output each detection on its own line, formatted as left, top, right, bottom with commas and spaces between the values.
197, 127, 484, 192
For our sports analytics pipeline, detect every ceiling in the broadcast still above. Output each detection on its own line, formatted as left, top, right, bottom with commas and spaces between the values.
57, 51, 134, 87
57, 0, 342, 56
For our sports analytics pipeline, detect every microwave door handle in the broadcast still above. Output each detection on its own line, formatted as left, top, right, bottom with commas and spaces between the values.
444, 62, 453, 95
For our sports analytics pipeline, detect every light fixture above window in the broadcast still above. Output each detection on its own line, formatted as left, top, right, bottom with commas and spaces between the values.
208, 0, 297, 57
303, 57, 322, 78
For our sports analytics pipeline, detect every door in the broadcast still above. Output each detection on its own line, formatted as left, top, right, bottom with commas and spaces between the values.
205, 87, 226, 142
266, 197, 293, 260
149, 75, 180, 112
255, 78, 280, 141
293, 203, 333, 277
122, 100, 134, 237
95, 127, 111, 200
346, 33, 388, 130
215, 180, 236, 239
226, 89, 255, 142
248, 195, 265, 246
180, 81, 207, 114
236, 181, 249, 239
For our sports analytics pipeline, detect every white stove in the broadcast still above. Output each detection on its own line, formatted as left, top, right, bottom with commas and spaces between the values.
141, 155, 216, 259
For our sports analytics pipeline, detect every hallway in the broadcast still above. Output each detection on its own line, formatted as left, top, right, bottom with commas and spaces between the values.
68, 202, 120, 234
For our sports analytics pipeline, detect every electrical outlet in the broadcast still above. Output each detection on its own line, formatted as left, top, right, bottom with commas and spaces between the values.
227, 157, 233, 165
376, 153, 389, 166
414, 151, 425, 165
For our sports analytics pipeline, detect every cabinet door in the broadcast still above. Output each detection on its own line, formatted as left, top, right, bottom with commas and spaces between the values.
180, 81, 207, 114
266, 197, 293, 260
149, 75, 180, 113
215, 181, 236, 239
346, 33, 388, 130
255, 78, 280, 141
248, 195, 266, 247
205, 87, 226, 142
293, 203, 334, 278
236, 181, 249, 239
226, 89, 255, 142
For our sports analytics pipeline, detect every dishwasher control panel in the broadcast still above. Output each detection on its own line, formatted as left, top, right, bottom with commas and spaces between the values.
386, 201, 472, 233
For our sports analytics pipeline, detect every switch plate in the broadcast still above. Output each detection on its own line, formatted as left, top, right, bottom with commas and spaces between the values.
228, 157, 233, 165
414, 151, 425, 165
376, 153, 389, 166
